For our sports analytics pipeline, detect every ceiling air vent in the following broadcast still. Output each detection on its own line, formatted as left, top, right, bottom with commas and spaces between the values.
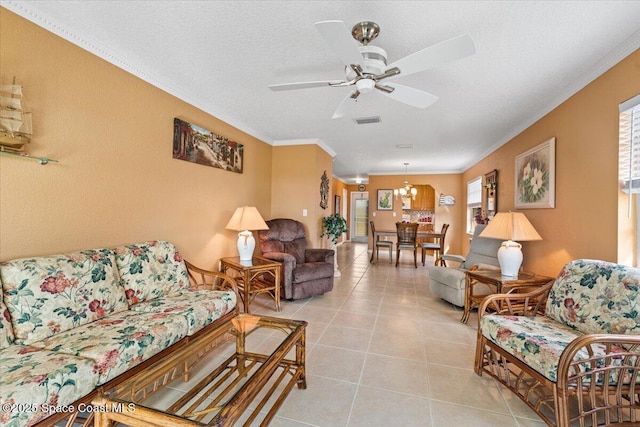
354, 116, 381, 125
396, 144, 414, 149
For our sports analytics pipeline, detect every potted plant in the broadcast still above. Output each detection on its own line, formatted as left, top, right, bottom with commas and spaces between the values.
321, 213, 349, 277
321, 213, 349, 244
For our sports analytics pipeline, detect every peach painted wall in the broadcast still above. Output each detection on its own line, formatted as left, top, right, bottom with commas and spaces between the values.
270, 144, 333, 248
367, 173, 463, 255
463, 49, 640, 277
0, 9, 272, 268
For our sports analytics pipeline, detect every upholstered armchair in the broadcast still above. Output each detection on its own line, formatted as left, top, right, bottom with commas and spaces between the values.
428, 224, 502, 307
258, 218, 334, 300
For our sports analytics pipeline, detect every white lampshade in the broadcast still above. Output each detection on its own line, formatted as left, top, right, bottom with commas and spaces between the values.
479, 211, 542, 278
225, 206, 269, 261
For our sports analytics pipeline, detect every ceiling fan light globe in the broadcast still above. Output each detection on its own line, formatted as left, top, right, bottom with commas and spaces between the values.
356, 78, 375, 94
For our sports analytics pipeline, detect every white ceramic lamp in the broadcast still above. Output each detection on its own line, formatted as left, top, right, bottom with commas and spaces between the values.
479, 211, 542, 278
225, 206, 269, 262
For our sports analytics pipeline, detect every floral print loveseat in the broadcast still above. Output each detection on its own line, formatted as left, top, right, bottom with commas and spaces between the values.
0, 241, 237, 427
475, 259, 640, 426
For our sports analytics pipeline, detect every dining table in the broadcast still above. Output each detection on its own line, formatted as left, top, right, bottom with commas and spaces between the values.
369, 227, 443, 263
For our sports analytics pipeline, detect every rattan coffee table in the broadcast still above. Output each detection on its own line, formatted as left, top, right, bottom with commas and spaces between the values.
93, 313, 306, 426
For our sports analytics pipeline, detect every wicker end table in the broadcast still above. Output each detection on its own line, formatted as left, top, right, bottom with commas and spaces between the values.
461, 269, 553, 323
220, 256, 282, 313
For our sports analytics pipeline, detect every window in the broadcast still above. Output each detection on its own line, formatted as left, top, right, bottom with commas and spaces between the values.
467, 176, 482, 233
619, 94, 640, 266
619, 94, 640, 194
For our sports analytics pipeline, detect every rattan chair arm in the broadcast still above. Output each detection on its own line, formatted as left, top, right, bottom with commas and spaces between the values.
556, 334, 640, 390
184, 260, 239, 294
478, 282, 553, 319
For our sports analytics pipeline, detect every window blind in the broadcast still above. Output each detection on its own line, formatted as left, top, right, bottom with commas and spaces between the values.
467, 177, 482, 208
619, 94, 640, 194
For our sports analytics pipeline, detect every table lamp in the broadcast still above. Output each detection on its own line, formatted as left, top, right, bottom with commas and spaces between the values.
225, 206, 269, 261
479, 211, 541, 278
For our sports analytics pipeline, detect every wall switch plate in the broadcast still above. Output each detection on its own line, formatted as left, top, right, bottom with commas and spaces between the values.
372, 212, 376, 217
393, 212, 396, 217
302, 209, 308, 217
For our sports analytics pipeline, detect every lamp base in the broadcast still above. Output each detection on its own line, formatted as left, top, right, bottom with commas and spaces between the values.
497, 240, 523, 278
237, 230, 255, 262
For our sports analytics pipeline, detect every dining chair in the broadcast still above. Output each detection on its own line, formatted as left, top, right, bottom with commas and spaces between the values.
421, 223, 450, 266
370, 221, 393, 264
395, 222, 419, 268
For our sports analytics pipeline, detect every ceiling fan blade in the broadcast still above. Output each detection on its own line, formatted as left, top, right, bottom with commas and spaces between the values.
381, 83, 438, 109
269, 81, 342, 91
332, 92, 359, 119
386, 34, 475, 78
315, 20, 364, 67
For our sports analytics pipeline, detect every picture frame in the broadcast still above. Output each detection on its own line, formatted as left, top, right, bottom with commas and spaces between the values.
515, 137, 555, 209
334, 195, 341, 216
402, 197, 411, 210
484, 169, 498, 217
377, 189, 393, 210
173, 118, 243, 173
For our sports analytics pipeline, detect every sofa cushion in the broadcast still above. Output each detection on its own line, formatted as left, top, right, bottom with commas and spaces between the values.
0, 248, 128, 345
0, 287, 15, 349
293, 262, 334, 283
114, 241, 190, 306
29, 310, 189, 384
545, 259, 640, 336
129, 289, 236, 335
481, 314, 629, 383
0, 345, 100, 427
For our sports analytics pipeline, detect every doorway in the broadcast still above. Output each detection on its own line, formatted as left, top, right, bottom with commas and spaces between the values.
350, 192, 369, 243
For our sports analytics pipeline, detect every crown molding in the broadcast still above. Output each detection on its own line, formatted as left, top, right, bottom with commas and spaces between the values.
272, 139, 337, 157
1, 1, 274, 146
465, 28, 640, 172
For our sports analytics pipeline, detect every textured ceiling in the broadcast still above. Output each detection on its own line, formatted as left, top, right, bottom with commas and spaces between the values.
4, 1, 640, 182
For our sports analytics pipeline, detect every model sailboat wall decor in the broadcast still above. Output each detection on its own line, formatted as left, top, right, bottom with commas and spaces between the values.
0, 78, 57, 165
0, 78, 33, 152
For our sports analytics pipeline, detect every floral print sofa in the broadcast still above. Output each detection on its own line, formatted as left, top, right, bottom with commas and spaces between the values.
0, 241, 237, 427
475, 259, 640, 426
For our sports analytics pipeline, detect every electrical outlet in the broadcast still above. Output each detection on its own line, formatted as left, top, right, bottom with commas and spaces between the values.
302, 209, 308, 217
393, 212, 396, 217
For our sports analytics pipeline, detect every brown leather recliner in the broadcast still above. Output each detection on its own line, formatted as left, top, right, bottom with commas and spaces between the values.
258, 218, 334, 300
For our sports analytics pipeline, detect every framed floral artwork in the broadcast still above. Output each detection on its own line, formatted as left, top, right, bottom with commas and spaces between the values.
515, 137, 555, 209
377, 189, 393, 210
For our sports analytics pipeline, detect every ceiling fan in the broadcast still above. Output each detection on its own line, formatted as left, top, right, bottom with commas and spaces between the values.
269, 20, 476, 119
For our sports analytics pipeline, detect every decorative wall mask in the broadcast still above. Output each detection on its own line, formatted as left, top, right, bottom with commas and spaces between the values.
320, 171, 329, 209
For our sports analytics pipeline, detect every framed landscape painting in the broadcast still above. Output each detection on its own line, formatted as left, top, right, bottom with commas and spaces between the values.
377, 189, 393, 210
173, 118, 243, 173
515, 137, 555, 209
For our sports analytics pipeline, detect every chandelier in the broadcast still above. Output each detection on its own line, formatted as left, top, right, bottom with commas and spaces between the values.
394, 162, 417, 200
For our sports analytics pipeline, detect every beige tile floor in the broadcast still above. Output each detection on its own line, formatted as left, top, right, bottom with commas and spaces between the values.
160, 242, 547, 426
